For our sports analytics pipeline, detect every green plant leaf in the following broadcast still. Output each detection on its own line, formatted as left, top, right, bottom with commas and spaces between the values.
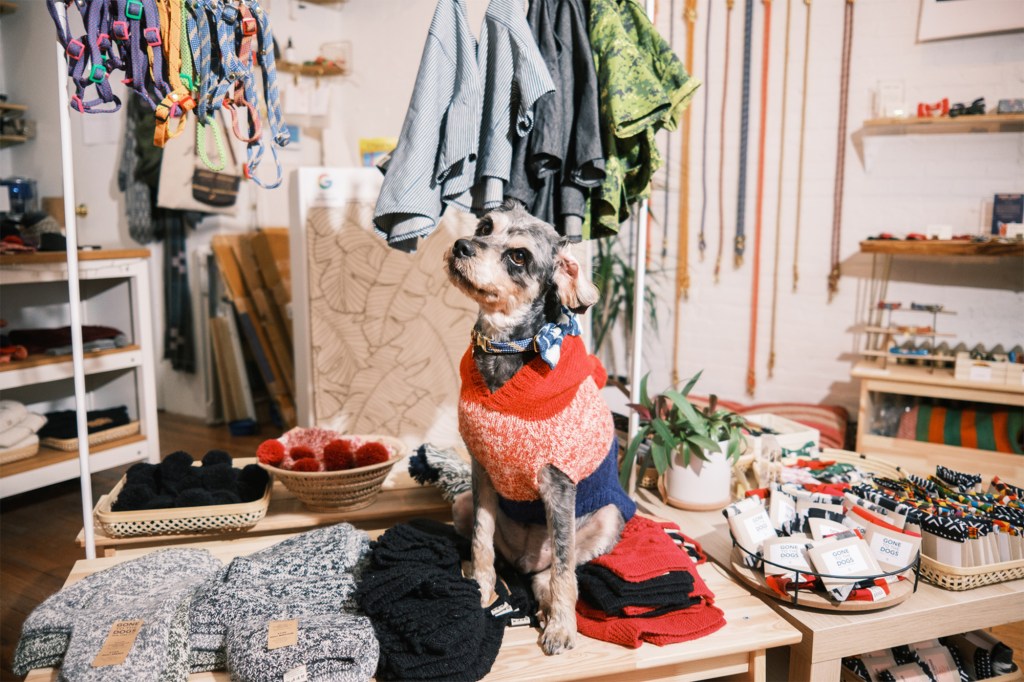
728, 432, 740, 459
651, 441, 669, 475
681, 370, 703, 397
650, 418, 678, 450
639, 373, 650, 408
689, 433, 721, 453
688, 443, 707, 463
661, 389, 702, 426
620, 425, 650, 488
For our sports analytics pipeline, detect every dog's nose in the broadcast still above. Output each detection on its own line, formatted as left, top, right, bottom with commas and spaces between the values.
453, 239, 476, 259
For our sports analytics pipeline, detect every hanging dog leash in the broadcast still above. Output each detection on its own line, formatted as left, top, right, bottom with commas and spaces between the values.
697, 0, 712, 263
675, 0, 697, 300
767, 0, 793, 379
733, 0, 753, 268
153, 0, 195, 147
745, 0, 771, 397
48, 0, 121, 114
828, 0, 855, 302
792, 0, 812, 292
714, 0, 735, 283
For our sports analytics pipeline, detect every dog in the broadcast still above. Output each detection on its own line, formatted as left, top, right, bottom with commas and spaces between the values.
445, 201, 636, 655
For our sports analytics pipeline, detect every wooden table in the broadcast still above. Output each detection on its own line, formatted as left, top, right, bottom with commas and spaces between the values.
34, 528, 801, 681
636, 488, 1024, 682
77, 465, 452, 555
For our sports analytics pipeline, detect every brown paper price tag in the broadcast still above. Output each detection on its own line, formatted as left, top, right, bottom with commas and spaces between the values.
267, 619, 298, 650
92, 619, 144, 667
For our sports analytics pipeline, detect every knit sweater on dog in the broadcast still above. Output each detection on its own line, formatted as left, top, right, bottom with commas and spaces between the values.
458, 335, 616, 503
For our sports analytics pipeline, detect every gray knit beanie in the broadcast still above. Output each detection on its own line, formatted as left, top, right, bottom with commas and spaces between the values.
189, 523, 371, 673
226, 612, 378, 682
13, 548, 222, 680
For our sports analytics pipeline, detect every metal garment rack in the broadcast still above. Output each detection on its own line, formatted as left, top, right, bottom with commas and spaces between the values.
625, 0, 658, 495
53, 43, 98, 559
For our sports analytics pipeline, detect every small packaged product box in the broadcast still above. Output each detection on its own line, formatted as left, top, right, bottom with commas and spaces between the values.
884, 661, 934, 682
865, 525, 921, 573
761, 536, 813, 576
728, 503, 778, 567
861, 650, 899, 681
806, 536, 882, 587
912, 646, 960, 682
809, 516, 850, 541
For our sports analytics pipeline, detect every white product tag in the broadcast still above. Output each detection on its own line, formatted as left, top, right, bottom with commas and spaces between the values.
742, 510, 776, 545
969, 364, 993, 382
764, 540, 813, 574
769, 492, 797, 531
283, 665, 308, 682
820, 545, 870, 576
869, 533, 916, 568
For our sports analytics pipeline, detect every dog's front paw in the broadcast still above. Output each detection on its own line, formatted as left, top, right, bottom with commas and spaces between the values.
539, 618, 577, 655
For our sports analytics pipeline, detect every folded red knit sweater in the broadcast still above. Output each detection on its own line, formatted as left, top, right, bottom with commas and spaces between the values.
576, 600, 726, 649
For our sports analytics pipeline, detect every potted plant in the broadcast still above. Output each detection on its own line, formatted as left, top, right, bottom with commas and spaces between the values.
621, 372, 747, 510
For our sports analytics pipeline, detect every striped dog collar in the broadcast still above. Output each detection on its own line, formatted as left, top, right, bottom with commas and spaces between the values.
471, 308, 581, 370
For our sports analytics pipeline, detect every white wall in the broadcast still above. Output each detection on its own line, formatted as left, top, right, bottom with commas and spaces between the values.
3, 0, 1021, 418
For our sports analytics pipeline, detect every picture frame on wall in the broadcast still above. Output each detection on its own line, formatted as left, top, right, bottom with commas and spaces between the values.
917, 0, 1024, 42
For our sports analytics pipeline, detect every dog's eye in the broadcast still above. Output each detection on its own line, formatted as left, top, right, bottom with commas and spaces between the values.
507, 249, 528, 266
477, 221, 493, 236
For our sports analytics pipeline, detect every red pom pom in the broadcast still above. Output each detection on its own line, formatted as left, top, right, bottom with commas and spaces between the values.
290, 458, 322, 472
354, 442, 390, 468
257, 440, 285, 466
289, 446, 317, 461
323, 440, 356, 471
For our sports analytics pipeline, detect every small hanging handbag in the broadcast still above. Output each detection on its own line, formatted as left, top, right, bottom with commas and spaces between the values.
192, 121, 241, 208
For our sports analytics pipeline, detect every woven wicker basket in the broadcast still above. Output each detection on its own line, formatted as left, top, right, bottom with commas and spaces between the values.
41, 420, 140, 451
95, 458, 271, 538
0, 437, 39, 465
260, 434, 407, 512
919, 555, 1024, 591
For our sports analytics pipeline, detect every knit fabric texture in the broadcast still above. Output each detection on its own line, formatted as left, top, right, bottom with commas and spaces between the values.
458, 334, 614, 501
575, 516, 726, 648
13, 548, 222, 680
496, 438, 637, 524
189, 523, 371, 673
356, 520, 507, 681
226, 612, 378, 682
407, 443, 472, 503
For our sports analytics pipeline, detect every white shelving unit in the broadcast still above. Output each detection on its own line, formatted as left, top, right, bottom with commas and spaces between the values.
0, 250, 160, 498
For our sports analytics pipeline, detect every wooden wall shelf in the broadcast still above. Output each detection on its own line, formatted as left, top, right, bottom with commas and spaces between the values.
0, 2, 16, 16
277, 61, 347, 78
0, 134, 27, 148
862, 113, 1024, 135
859, 240, 1024, 257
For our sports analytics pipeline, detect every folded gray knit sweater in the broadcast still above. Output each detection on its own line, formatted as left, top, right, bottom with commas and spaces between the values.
13, 548, 222, 681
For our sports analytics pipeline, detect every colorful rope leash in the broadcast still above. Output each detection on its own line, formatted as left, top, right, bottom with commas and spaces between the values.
244, 0, 290, 188
697, 0, 712, 262
791, 0, 812, 292
734, 0, 754, 268
767, 0, 793, 379
187, 0, 229, 172
153, 0, 194, 147
828, 0, 856, 301
47, 0, 121, 114
714, 0, 735, 283
745, 0, 771, 397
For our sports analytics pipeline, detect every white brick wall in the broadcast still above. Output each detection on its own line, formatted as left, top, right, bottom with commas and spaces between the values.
641, 0, 1024, 411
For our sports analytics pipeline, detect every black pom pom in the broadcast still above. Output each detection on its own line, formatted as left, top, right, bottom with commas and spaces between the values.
111, 483, 155, 512
161, 467, 202, 495
175, 488, 216, 508
202, 450, 232, 467
237, 464, 270, 502
201, 463, 239, 494
141, 494, 176, 510
159, 451, 195, 481
125, 463, 159, 492
209, 490, 242, 506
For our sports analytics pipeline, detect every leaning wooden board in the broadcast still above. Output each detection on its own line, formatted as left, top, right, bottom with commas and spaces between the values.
29, 530, 802, 682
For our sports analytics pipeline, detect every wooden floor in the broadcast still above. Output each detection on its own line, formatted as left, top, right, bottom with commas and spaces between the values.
0, 413, 268, 682
0, 414, 1020, 681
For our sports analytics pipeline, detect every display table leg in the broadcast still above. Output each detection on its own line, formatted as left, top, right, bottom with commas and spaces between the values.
747, 649, 766, 681
789, 647, 840, 682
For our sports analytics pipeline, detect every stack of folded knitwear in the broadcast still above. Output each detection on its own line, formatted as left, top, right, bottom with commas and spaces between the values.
576, 515, 726, 648
3, 325, 128, 357
189, 523, 378, 681
0, 400, 47, 462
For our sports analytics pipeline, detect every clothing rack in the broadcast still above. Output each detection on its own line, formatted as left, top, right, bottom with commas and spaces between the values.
625, 0, 657, 495
53, 43, 98, 559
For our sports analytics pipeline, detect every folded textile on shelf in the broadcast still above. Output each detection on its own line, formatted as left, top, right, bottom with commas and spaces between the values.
37, 406, 131, 441
3, 325, 127, 356
0, 400, 29, 432
0, 403, 47, 449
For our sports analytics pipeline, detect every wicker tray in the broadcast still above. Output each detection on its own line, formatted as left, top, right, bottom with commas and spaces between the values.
0, 437, 39, 465
259, 434, 407, 512
734, 447, 906, 499
920, 554, 1024, 591
41, 420, 140, 451
94, 457, 271, 538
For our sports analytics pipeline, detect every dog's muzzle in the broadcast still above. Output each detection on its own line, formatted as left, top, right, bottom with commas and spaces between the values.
453, 238, 476, 259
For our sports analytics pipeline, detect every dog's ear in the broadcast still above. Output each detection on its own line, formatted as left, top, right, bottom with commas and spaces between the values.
553, 242, 600, 314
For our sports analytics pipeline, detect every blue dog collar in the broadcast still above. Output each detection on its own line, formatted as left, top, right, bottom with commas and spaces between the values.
471, 307, 581, 370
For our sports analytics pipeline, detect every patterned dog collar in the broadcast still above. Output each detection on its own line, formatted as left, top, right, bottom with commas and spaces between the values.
471, 308, 581, 370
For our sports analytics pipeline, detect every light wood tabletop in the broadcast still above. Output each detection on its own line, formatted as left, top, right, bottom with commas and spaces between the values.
636, 488, 1024, 682
35, 523, 802, 682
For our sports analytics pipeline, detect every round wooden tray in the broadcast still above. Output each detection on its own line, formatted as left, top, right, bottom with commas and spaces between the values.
728, 546, 917, 612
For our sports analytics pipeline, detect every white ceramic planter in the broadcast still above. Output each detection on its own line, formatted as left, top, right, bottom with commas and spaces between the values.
663, 441, 733, 511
